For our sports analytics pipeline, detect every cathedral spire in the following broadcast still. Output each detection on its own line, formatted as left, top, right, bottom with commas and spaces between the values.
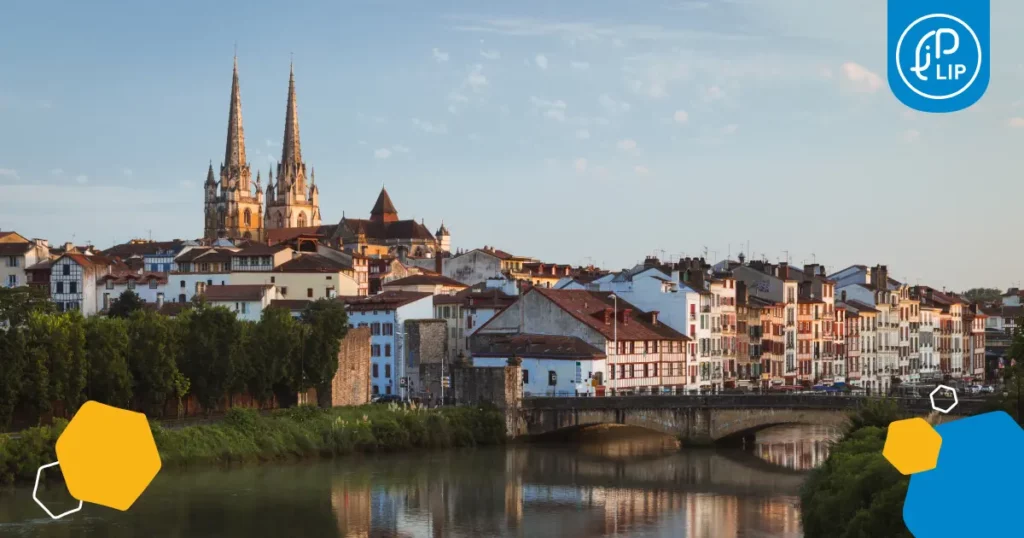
205, 161, 215, 186
279, 61, 302, 177
224, 55, 247, 172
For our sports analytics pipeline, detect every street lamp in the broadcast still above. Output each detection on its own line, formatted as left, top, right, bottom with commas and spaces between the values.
609, 293, 618, 354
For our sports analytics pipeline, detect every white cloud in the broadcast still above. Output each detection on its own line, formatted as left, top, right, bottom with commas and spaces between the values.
634, 165, 650, 175
432, 48, 450, 62
75, 175, 89, 184
535, 54, 549, 69
903, 129, 920, 143
412, 118, 449, 134
598, 94, 631, 113
1008, 117, 1024, 128
841, 62, 883, 93
449, 92, 469, 103
374, 148, 392, 159
358, 140, 368, 146
0, 169, 19, 181
571, 61, 590, 70
466, 64, 488, 91
480, 49, 500, 60
703, 85, 725, 102
819, 67, 834, 79
392, 144, 410, 153
50, 168, 64, 176
265, 139, 277, 147
574, 158, 588, 173
576, 129, 591, 139
617, 139, 637, 151
468, 133, 481, 141
37, 100, 53, 109
178, 180, 194, 189
530, 96, 568, 122
721, 124, 739, 135
449, 15, 755, 43
123, 168, 133, 177
673, 110, 689, 123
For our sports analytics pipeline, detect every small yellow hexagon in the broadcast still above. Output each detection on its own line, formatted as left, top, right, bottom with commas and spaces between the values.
882, 417, 942, 475
55, 401, 162, 511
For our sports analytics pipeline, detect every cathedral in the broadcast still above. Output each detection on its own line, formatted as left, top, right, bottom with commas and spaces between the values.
203, 58, 320, 241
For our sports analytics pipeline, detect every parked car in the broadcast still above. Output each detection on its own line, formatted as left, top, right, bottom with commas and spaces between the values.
979, 386, 994, 394
373, 394, 405, 405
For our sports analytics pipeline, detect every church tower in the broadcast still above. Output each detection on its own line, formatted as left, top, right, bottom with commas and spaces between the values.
265, 62, 321, 231
203, 56, 264, 241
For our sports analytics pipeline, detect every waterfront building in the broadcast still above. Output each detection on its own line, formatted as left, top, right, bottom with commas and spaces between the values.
0, 232, 51, 289
202, 284, 278, 321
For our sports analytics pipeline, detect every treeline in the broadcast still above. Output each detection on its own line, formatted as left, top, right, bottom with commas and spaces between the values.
0, 288, 348, 429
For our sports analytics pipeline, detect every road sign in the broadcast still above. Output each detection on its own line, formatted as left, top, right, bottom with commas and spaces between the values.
399, 377, 407, 388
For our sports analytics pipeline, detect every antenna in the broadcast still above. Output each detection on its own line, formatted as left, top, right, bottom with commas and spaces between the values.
812, 252, 817, 264
782, 250, 790, 263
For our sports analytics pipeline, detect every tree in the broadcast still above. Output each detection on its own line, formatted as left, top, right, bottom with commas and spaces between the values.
249, 307, 302, 407
298, 299, 349, 407
24, 311, 88, 417
126, 310, 185, 415
108, 290, 146, 318
83, 317, 132, 407
0, 286, 54, 328
0, 327, 28, 427
963, 287, 1002, 304
177, 304, 242, 413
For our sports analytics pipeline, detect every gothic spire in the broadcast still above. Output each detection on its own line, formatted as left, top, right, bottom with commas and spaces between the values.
205, 161, 216, 186
224, 56, 247, 171
279, 61, 302, 175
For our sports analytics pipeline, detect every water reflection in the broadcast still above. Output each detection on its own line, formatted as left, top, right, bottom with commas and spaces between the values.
1, 425, 833, 538
752, 425, 839, 471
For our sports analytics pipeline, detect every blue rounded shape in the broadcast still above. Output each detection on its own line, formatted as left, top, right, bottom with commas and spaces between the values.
904, 412, 1024, 536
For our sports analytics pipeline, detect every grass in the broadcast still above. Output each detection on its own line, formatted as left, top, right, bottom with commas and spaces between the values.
0, 404, 507, 486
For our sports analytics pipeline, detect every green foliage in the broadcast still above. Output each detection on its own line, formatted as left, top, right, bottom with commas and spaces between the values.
247, 307, 301, 406
0, 286, 55, 328
800, 400, 916, 538
298, 299, 349, 405
0, 419, 67, 485
107, 290, 146, 318
0, 328, 27, 428
83, 316, 133, 407
177, 304, 243, 412
962, 287, 1002, 303
126, 310, 185, 416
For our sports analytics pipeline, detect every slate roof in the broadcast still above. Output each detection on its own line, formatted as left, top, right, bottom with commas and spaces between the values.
472, 334, 606, 360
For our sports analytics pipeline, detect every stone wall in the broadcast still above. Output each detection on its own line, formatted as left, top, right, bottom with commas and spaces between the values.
322, 327, 372, 407
452, 364, 523, 436
405, 319, 449, 400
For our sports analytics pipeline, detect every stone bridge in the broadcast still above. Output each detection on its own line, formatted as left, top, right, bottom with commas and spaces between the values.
517, 395, 984, 445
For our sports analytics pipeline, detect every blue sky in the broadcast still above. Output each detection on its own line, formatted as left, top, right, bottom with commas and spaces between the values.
1, 0, 1022, 291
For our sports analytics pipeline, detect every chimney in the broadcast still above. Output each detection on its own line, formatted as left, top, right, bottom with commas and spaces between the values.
33, 238, 49, 249
649, 311, 659, 326
841, 290, 847, 302
621, 308, 632, 325
603, 307, 613, 325
156, 294, 164, 309
778, 262, 789, 280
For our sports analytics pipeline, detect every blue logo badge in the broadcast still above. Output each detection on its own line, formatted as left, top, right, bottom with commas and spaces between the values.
888, 0, 990, 113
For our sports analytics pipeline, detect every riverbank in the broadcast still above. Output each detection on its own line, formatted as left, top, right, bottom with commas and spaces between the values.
0, 404, 507, 486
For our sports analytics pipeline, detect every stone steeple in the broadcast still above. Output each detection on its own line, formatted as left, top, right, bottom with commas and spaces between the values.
276, 62, 305, 196
265, 60, 320, 231
223, 56, 248, 190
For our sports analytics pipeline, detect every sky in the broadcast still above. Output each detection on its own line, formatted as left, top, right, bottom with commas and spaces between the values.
1, 0, 1023, 292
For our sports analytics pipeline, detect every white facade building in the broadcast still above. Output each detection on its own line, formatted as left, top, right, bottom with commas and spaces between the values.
50, 253, 118, 316
203, 284, 278, 322
471, 334, 605, 397
344, 291, 434, 397
0, 233, 50, 289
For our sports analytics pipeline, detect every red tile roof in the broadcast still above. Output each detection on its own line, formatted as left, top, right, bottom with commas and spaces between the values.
531, 288, 689, 342
265, 225, 339, 245
203, 284, 272, 302
273, 254, 350, 273
472, 334, 606, 360
383, 274, 468, 289
340, 291, 432, 311
233, 243, 291, 256
843, 300, 878, 314
339, 218, 435, 242
269, 299, 312, 311
0, 242, 33, 256
102, 240, 185, 258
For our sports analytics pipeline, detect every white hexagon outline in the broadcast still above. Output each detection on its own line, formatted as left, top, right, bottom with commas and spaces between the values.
33, 461, 83, 520
929, 384, 959, 414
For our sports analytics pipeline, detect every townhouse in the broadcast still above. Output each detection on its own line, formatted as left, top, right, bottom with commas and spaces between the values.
0, 232, 51, 288
472, 287, 691, 396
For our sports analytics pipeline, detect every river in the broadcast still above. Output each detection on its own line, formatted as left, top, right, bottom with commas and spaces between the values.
0, 424, 838, 538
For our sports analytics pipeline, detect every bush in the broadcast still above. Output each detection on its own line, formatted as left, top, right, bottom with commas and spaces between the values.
0, 405, 506, 485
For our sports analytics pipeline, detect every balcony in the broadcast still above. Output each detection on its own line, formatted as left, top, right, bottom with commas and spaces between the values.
701, 306, 711, 313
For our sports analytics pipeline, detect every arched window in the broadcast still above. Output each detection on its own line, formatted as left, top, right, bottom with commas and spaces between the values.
297, 212, 307, 227
276, 214, 284, 228
244, 209, 251, 227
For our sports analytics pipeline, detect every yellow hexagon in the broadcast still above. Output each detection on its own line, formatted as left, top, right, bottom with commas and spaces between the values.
882, 417, 942, 475
55, 401, 162, 511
